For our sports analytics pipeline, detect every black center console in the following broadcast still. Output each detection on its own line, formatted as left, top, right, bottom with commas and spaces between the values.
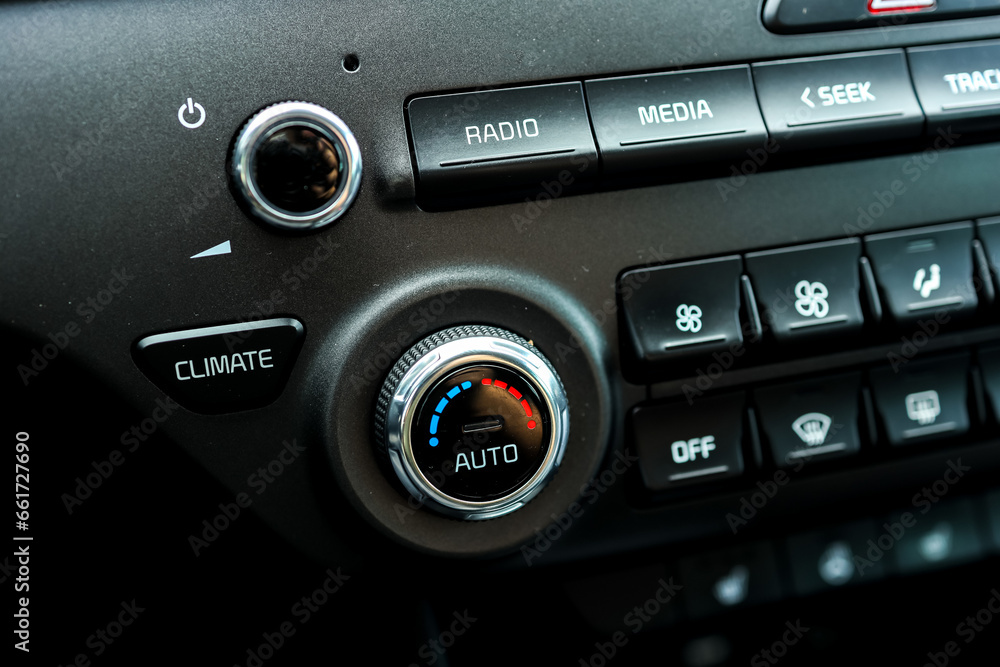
3, 1, 1000, 665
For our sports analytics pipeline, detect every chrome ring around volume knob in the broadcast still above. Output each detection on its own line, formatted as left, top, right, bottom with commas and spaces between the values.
375, 325, 570, 520
231, 101, 362, 231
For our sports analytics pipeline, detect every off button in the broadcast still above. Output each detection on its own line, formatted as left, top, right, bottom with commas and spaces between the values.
133, 318, 304, 414
632, 392, 746, 491
752, 50, 924, 150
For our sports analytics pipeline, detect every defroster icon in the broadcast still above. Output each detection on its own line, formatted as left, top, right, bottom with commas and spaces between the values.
792, 412, 832, 447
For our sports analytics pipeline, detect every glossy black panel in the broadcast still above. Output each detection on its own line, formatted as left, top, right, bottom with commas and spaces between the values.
253, 126, 344, 213
764, 0, 1000, 34
411, 364, 550, 501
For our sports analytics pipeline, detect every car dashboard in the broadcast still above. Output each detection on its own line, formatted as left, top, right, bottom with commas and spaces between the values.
3, 1, 1000, 665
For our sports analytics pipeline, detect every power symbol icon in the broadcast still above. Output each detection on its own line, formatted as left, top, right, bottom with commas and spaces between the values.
177, 97, 206, 129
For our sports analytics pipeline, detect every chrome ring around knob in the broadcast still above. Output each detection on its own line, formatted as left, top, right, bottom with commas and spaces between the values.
376, 326, 569, 521
231, 101, 362, 231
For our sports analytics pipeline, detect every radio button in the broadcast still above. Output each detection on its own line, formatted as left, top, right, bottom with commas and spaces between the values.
408, 83, 598, 202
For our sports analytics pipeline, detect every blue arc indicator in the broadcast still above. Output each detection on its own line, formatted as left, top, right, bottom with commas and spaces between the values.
428, 380, 474, 446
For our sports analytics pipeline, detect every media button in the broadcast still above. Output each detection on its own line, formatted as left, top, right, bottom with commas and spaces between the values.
585, 66, 768, 174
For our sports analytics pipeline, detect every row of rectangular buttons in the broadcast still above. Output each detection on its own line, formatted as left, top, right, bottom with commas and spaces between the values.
408, 41, 1000, 201
568, 492, 999, 628
633, 349, 997, 492
620, 218, 998, 378
682, 494, 997, 616
681, 495, 994, 617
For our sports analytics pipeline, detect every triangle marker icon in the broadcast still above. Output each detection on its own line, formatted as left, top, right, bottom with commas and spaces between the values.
190, 240, 231, 259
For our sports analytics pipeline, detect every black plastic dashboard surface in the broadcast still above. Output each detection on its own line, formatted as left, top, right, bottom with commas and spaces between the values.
2, 1, 1000, 665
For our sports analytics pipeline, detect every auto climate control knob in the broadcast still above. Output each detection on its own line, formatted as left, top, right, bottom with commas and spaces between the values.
231, 101, 362, 231
375, 325, 569, 520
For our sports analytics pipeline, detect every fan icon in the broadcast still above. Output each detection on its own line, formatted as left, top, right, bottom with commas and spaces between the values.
794, 280, 830, 318
675, 304, 703, 333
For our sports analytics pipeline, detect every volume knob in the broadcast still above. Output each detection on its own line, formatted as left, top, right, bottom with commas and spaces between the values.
231, 101, 362, 231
